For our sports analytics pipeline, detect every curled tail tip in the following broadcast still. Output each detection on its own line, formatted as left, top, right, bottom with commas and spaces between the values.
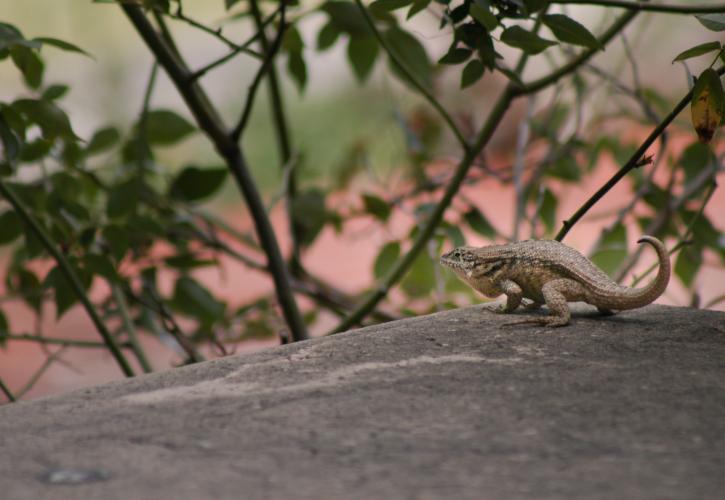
636, 235, 661, 246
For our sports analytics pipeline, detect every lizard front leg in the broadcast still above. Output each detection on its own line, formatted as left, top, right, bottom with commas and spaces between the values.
498, 279, 523, 313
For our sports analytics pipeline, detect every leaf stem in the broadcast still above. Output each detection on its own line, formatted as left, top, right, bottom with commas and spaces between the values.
550, 1, 725, 14
0, 181, 135, 377
112, 284, 153, 373
0, 377, 16, 403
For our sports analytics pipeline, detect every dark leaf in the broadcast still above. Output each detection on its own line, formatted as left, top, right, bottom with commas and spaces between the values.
317, 22, 340, 50
170, 165, 228, 202
500, 25, 557, 54
548, 156, 581, 181
696, 14, 725, 32
143, 109, 195, 145
383, 27, 432, 89
675, 245, 702, 287
172, 275, 225, 323
691, 68, 724, 143
374, 241, 400, 279
0, 22, 40, 50
13, 98, 76, 141
407, 0, 432, 19
320, 1, 372, 37
542, 14, 600, 50
9, 46, 44, 89
0, 114, 20, 162
33, 37, 93, 58
106, 179, 140, 219
362, 193, 391, 221
85, 254, 120, 283
672, 41, 721, 63
103, 224, 129, 262
370, 0, 413, 12
42, 84, 69, 100
401, 252, 435, 298
523, 0, 549, 13
470, 4, 497, 31
347, 36, 379, 81
461, 59, 485, 88
590, 223, 627, 276
86, 126, 120, 155
287, 51, 308, 92
539, 188, 557, 232
292, 188, 327, 246
0, 211, 23, 244
464, 208, 495, 237
438, 45, 472, 65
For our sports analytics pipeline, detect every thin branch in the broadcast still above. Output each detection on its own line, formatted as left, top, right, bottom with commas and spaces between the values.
0, 377, 16, 403
329, 88, 515, 334
556, 65, 725, 242
1, 333, 112, 348
353, 0, 470, 152
15, 347, 68, 399
551, 1, 725, 13
112, 285, 153, 373
0, 181, 135, 377
231, 0, 287, 141
121, 4, 309, 342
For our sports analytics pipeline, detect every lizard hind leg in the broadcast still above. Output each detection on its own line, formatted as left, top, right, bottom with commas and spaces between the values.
539, 279, 583, 327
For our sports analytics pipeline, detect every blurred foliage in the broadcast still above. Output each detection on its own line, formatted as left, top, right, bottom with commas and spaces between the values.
0, 1, 724, 397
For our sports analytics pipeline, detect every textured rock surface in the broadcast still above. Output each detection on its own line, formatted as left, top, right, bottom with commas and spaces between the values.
1, 304, 724, 500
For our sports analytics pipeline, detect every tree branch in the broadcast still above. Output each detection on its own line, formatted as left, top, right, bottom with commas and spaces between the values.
1, 333, 115, 348
551, 1, 725, 13
0, 377, 16, 403
121, 5, 309, 342
555, 65, 725, 242
0, 181, 135, 377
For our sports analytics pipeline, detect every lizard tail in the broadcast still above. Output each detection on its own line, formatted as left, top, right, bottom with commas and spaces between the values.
614, 235, 671, 310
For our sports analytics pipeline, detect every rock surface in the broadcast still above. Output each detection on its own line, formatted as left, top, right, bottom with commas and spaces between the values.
1, 304, 724, 499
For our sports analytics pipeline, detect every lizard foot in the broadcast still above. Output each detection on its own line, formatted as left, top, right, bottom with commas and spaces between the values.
501, 316, 570, 328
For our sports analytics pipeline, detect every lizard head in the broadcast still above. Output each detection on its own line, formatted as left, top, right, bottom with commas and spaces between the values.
440, 246, 504, 295
440, 246, 483, 279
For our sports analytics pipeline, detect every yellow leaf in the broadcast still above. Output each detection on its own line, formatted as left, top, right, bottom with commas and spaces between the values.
691, 69, 724, 144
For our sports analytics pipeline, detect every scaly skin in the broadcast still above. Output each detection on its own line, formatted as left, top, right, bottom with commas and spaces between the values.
439, 236, 670, 327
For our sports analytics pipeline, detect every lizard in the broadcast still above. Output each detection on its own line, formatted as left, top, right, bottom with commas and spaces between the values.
439, 235, 670, 327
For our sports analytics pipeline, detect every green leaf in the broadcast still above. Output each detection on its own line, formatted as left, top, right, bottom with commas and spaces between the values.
539, 188, 557, 232
383, 27, 432, 90
523, 0, 549, 13
679, 141, 713, 185
33, 37, 93, 58
675, 245, 702, 287
548, 156, 581, 181
292, 188, 327, 247
438, 46, 472, 65
13, 98, 77, 141
103, 224, 129, 262
464, 208, 495, 238
44, 264, 89, 319
362, 193, 391, 222
542, 14, 600, 50
106, 179, 140, 219
470, 4, 498, 31
9, 45, 44, 88
691, 67, 725, 143
86, 126, 120, 155
172, 276, 225, 323
8, 268, 42, 313
0, 114, 20, 162
0, 22, 40, 50
696, 14, 725, 32
320, 1, 372, 37
170, 166, 228, 203
347, 36, 379, 81
0, 310, 8, 336
370, 0, 413, 12
407, 0, 432, 19
672, 41, 721, 63
590, 223, 627, 276
374, 241, 400, 279
461, 59, 485, 88
143, 109, 195, 145
287, 51, 308, 92
401, 252, 435, 298
0, 211, 23, 244
500, 25, 557, 55
85, 254, 120, 283
42, 84, 69, 101
317, 22, 340, 50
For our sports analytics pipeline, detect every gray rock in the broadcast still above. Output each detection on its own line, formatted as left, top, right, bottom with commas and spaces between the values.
1, 304, 724, 499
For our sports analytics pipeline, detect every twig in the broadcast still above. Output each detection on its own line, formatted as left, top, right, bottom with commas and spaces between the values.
353, 0, 470, 152
0, 181, 135, 377
121, 4, 309, 342
0, 377, 15, 403
112, 285, 153, 373
1, 333, 112, 348
16, 347, 68, 399
556, 65, 725, 241
551, 1, 725, 14
231, 0, 287, 141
